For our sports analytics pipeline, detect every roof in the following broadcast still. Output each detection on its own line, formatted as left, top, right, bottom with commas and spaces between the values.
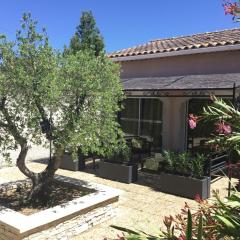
122, 73, 240, 91
109, 29, 240, 59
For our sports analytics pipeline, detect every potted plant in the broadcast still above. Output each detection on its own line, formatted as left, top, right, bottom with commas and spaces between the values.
59, 151, 80, 171
159, 151, 210, 200
98, 145, 138, 183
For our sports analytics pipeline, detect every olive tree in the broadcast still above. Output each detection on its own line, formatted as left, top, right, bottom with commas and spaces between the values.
0, 14, 124, 202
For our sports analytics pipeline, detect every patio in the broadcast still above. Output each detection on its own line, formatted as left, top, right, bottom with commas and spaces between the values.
0, 157, 234, 240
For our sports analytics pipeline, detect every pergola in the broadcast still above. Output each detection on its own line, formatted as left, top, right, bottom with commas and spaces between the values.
122, 73, 240, 98
119, 73, 240, 152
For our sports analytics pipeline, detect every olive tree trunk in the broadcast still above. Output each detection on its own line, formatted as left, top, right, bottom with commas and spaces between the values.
28, 146, 64, 203
16, 142, 64, 203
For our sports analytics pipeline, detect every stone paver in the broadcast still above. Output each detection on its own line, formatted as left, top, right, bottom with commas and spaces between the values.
0, 160, 234, 240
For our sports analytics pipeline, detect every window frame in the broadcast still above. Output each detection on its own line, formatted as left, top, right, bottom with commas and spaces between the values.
120, 97, 163, 151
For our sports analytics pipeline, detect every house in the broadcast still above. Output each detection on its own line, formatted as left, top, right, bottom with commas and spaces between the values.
109, 29, 240, 153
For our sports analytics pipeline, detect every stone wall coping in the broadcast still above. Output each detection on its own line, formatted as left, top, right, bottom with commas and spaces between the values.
0, 175, 123, 237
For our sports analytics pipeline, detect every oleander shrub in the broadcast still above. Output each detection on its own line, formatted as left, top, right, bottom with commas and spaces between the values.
110, 190, 240, 240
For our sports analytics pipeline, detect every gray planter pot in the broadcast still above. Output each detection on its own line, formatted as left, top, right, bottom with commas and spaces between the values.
98, 161, 138, 183
60, 153, 79, 171
160, 172, 210, 200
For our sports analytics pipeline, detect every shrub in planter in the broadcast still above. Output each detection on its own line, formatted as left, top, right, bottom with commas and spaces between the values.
177, 152, 191, 176
99, 145, 138, 183
108, 145, 131, 164
159, 150, 177, 173
192, 154, 205, 178
161, 151, 205, 178
160, 151, 210, 199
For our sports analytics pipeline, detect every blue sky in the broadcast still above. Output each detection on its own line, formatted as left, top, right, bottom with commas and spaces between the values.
0, 1, 239, 53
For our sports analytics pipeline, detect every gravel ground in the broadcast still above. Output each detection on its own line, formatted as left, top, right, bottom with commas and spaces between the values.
0, 153, 235, 240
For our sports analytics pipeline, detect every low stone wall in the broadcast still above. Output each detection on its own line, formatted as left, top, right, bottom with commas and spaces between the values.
0, 176, 121, 240
24, 204, 117, 240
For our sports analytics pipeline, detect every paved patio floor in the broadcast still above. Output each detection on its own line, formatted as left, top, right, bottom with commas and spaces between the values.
0, 160, 234, 240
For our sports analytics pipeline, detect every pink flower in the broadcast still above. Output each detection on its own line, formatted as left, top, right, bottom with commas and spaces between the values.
117, 233, 126, 240
215, 121, 232, 135
224, 3, 237, 15
178, 235, 186, 240
223, 0, 240, 16
163, 216, 174, 228
188, 114, 197, 129
194, 194, 203, 203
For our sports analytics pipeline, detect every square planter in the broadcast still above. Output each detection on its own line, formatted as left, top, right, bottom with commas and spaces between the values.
60, 152, 79, 171
0, 176, 121, 240
98, 161, 138, 183
160, 172, 210, 200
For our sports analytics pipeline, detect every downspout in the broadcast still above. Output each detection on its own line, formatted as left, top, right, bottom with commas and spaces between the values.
233, 82, 236, 106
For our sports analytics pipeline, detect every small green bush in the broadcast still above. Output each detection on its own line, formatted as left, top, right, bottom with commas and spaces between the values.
162, 151, 205, 178
192, 154, 205, 178
176, 152, 191, 175
107, 145, 131, 164
162, 150, 177, 173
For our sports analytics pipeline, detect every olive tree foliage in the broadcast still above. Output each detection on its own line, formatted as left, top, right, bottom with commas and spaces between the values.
0, 15, 58, 161
0, 13, 124, 201
58, 52, 125, 158
0, 13, 62, 199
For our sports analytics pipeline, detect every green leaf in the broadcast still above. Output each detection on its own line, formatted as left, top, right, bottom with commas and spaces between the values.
197, 214, 203, 240
186, 210, 192, 240
215, 215, 236, 229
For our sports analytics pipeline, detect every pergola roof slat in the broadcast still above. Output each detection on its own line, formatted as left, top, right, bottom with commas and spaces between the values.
122, 73, 240, 91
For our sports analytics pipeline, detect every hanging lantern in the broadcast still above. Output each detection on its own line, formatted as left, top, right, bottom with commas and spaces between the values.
40, 119, 51, 134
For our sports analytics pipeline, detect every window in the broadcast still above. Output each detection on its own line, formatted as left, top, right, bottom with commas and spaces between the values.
120, 98, 139, 135
120, 98, 162, 152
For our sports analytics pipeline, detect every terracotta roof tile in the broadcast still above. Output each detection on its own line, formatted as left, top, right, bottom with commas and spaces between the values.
109, 29, 240, 58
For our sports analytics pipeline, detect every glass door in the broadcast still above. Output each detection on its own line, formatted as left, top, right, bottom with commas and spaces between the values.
120, 98, 162, 152
140, 99, 162, 151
